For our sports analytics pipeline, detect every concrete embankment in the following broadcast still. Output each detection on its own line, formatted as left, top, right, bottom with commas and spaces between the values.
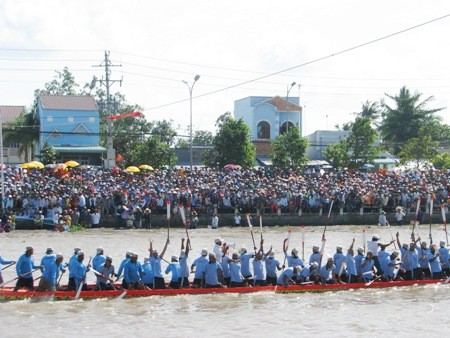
14, 209, 445, 230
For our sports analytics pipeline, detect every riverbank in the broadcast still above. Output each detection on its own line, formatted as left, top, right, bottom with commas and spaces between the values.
13, 208, 447, 230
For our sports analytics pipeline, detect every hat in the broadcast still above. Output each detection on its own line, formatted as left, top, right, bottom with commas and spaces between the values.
336, 246, 343, 252
209, 252, 216, 258
26, 246, 33, 251
357, 247, 364, 254
77, 251, 84, 256
312, 245, 319, 252
440, 241, 446, 246
46, 247, 53, 253
269, 251, 275, 258
292, 248, 299, 255
372, 235, 380, 241
312, 262, 319, 269
201, 248, 208, 256
381, 211, 386, 214
214, 237, 223, 244
327, 256, 333, 261
144, 257, 150, 263
392, 251, 399, 257
96, 247, 104, 254
105, 255, 113, 261
402, 243, 408, 249
74, 247, 81, 253
295, 265, 302, 273
56, 253, 63, 260
421, 241, 427, 247
130, 252, 138, 257
171, 255, 178, 261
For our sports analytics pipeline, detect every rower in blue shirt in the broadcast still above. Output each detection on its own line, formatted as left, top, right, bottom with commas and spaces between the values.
93, 256, 115, 291
92, 247, 106, 271
72, 251, 90, 291
0, 253, 15, 285
191, 248, 209, 288
40, 247, 56, 272
116, 251, 131, 289
202, 253, 226, 288
320, 257, 337, 284
165, 256, 181, 289
385, 251, 401, 281
438, 241, 449, 276
265, 249, 282, 286
67, 247, 81, 290
142, 258, 154, 289
309, 246, 321, 266
124, 253, 144, 289
39, 254, 64, 291
299, 262, 319, 283
284, 247, 304, 283
252, 239, 267, 286
149, 238, 169, 289
361, 251, 376, 282
238, 246, 254, 279
179, 238, 191, 288
427, 244, 443, 279
333, 246, 346, 281
354, 247, 365, 278
229, 253, 245, 287
277, 266, 302, 286
345, 239, 358, 283
14, 246, 41, 292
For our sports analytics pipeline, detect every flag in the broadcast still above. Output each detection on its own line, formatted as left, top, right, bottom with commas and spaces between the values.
116, 153, 123, 162
107, 112, 144, 121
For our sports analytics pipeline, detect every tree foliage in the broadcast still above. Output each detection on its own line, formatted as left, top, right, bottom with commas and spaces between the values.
40, 141, 57, 164
380, 86, 444, 154
323, 140, 350, 169
126, 136, 177, 168
3, 109, 38, 162
205, 112, 255, 168
346, 116, 379, 169
432, 153, 450, 169
271, 126, 308, 170
398, 127, 439, 168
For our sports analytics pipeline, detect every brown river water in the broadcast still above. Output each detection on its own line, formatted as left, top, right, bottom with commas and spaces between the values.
1, 225, 449, 337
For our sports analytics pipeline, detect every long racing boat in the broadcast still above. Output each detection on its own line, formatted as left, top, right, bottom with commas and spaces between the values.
0, 279, 447, 301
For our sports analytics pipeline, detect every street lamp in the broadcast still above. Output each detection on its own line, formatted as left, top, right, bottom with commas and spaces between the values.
286, 82, 296, 132
182, 74, 200, 170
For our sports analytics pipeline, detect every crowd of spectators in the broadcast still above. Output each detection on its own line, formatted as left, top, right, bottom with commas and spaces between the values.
0, 164, 449, 230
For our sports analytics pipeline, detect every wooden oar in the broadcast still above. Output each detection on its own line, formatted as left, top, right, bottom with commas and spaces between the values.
365, 275, 380, 286
0, 267, 41, 288
57, 270, 65, 286
1, 262, 16, 271
362, 228, 366, 254
282, 229, 292, 270
259, 215, 263, 242
246, 214, 257, 251
301, 225, 305, 261
166, 200, 171, 241
75, 256, 92, 300
318, 200, 334, 268
441, 204, 448, 247
412, 199, 421, 240
179, 205, 192, 249
429, 197, 434, 244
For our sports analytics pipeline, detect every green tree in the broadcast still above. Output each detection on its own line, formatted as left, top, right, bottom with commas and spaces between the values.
398, 128, 439, 168
323, 140, 350, 169
380, 86, 444, 154
346, 116, 379, 169
40, 141, 57, 164
3, 109, 38, 162
127, 136, 177, 168
432, 153, 450, 169
271, 126, 308, 170
205, 112, 255, 168
193, 130, 213, 146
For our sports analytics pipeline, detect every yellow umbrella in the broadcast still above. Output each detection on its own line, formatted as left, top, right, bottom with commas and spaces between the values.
125, 166, 141, 173
65, 160, 80, 167
21, 161, 45, 169
139, 164, 154, 171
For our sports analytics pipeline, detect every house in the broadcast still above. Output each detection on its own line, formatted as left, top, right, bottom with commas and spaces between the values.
234, 96, 302, 162
306, 130, 350, 160
37, 95, 106, 165
0, 105, 27, 164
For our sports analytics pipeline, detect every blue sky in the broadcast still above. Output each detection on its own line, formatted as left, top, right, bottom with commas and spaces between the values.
1, 0, 449, 137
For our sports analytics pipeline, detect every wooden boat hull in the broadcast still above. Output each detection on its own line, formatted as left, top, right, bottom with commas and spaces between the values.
0, 279, 446, 300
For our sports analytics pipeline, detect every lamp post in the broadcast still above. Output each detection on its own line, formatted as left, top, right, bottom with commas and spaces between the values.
286, 81, 296, 132
182, 74, 200, 170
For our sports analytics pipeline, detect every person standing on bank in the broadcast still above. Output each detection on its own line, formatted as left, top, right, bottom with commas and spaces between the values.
395, 207, 405, 226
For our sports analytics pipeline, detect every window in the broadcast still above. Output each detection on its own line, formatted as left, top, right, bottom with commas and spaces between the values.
279, 121, 295, 135
8, 143, 20, 148
89, 117, 95, 123
68, 117, 74, 122
47, 116, 53, 122
257, 121, 270, 139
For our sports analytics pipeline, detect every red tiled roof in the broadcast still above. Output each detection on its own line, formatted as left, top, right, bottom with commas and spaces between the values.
39, 95, 98, 111
0, 105, 26, 122
267, 96, 301, 112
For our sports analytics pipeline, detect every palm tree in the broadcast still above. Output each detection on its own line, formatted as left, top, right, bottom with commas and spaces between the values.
380, 86, 444, 154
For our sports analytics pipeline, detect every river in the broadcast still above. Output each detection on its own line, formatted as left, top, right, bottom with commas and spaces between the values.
1, 225, 449, 337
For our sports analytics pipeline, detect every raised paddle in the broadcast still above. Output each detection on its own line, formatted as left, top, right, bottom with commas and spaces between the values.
281, 229, 292, 270
0, 267, 41, 288
246, 214, 257, 251
1, 262, 16, 271
429, 197, 434, 244
166, 200, 171, 241
301, 225, 305, 261
179, 205, 192, 249
362, 228, 366, 254
75, 256, 92, 300
412, 198, 421, 240
441, 204, 449, 247
259, 214, 263, 242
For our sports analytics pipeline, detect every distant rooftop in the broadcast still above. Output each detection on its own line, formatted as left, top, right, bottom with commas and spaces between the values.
0, 105, 26, 122
266, 96, 301, 112
39, 95, 98, 111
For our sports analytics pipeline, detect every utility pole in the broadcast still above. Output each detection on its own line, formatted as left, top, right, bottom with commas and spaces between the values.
93, 51, 122, 169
